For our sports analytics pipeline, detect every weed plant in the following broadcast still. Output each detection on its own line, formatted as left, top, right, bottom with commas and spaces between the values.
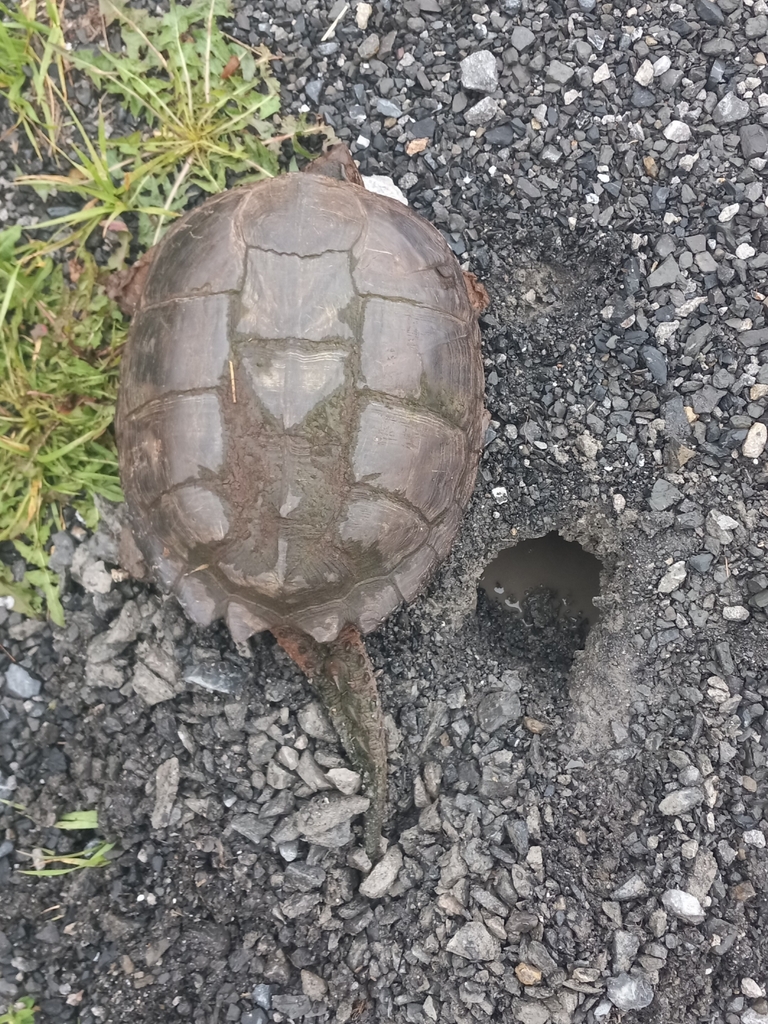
0, 996, 38, 1024
0, 0, 328, 621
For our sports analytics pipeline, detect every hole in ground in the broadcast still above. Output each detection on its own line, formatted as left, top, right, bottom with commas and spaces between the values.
477, 532, 603, 669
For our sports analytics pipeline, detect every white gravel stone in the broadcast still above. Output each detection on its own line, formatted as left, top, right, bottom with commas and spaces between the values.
277, 745, 300, 771
71, 545, 113, 594
661, 889, 705, 924
295, 794, 369, 840
546, 59, 575, 85
735, 243, 756, 260
742, 978, 765, 998
464, 96, 499, 126
325, 767, 362, 794
742, 1011, 768, 1024
718, 203, 740, 223
446, 921, 500, 961
658, 561, 687, 594
713, 93, 750, 124
634, 59, 654, 86
362, 174, 408, 205
658, 787, 704, 815
297, 702, 337, 743
133, 662, 176, 705
460, 51, 498, 93
706, 509, 740, 541
510, 25, 535, 51
723, 606, 750, 622
593, 62, 611, 84
359, 844, 403, 898
355, 2, 372, 29
611, 874, 650, 900
653, 55, 671, 76
742, 422, 767, 459
301, 970, 328, 1000
267, 761, 294, 790
664, 120, 691, 143
742, 829, 766, 848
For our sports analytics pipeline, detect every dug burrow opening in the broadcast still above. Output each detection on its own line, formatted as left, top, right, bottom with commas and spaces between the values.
476, 531, 604, 676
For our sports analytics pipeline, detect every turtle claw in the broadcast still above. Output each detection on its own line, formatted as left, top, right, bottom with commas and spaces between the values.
273, 625, 388, 860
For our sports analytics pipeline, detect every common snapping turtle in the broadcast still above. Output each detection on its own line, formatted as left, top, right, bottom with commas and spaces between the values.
116, 145, 487, 857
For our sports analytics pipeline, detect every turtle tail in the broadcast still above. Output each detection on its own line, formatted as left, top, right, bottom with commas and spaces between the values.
272, 625, 387, 860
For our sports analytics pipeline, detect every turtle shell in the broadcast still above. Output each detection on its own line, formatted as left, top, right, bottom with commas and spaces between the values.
116, 171, 485, 643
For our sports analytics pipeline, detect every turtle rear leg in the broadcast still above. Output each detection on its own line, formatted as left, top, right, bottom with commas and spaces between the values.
272, 625, 388, 860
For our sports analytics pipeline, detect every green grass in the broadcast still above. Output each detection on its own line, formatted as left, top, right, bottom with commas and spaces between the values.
0, 230, 125, 622
0, 0, 331, 623
2, 801, 116, 876
18, 839, 116, 876
0, 996, 38, 1024
0, 0, 68, 161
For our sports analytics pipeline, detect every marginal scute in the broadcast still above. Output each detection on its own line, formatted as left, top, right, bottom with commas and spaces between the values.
137, 531, 185, 591
290, 601, 342, 643
175, 573, 222, 627
392, 545, 440, 603
346, 579, 401, 634
227, 601, 271, 642
158, 486, 230, 549
428, 505, 463, 560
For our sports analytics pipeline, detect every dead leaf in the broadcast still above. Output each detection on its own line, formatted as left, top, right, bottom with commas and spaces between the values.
523, 716, 551, 734
406, 137, 429, 156
221, 54, 240, 79
104, 248, 156, 316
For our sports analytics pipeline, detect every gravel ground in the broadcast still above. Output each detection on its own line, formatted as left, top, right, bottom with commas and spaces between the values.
2, 0, 768, 1022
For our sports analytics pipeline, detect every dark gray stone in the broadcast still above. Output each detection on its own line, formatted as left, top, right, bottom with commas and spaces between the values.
476, 690, 522, 732
737, 328, 768, 348
649, 479, 683, 511
694, 0, 725, 25
641, 346, 668, 384
647, 256, 680, 289
3, 664, 41, 699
